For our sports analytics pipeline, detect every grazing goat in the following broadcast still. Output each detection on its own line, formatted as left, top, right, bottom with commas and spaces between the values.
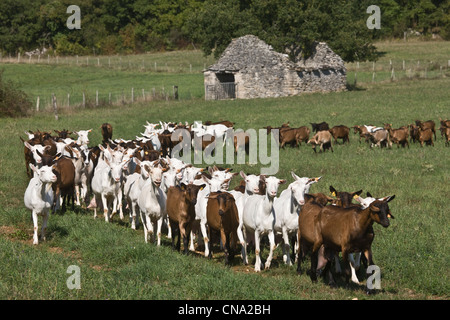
418, 128, 434, 147
365, 129, 392, 148
444, 127, 450, 146
206, 191, 240, 265
307, 131, 333, 153
352, 125, 371, 143
24, 164, 57, 244
310, 122, 329, 133
329, 125, 350, 144
242, 176, 286, 272
279, 126, 310, 148
384, 124, 409, 148
415, 120, 436, 140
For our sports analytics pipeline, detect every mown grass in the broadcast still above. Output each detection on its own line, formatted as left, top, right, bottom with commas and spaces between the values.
0, 41, 449, 300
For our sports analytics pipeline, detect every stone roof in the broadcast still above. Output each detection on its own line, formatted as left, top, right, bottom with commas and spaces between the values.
206, 35, 345, 73
206, 35, 294, 72
295, 42, 346, 72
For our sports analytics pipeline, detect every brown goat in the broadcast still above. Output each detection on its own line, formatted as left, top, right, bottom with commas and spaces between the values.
167, 183, 206, 254
307, 131, 333, 153
310, 122, 329, 133
297, 193, 332, 275
204, 120, 234, 128
329, 125, 350, 144
384, 124, 409, 148
329, 185, 362, 208
52, 157, 76, 212
352, 125, 371, 143
415, 120, 436, 140
365, 129, 392, 148
443, 127, 450, 146
206, 191, 240, 265
233, 131, 251, 154
101, 123, 113, 143
279, 126, 310, 148
418, 128, 434, 147
310, 196, 395, 286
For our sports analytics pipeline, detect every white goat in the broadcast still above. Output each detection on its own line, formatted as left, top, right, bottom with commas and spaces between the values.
242, 176, 286, 272
24, 164, 57, 245
273, 173, 321, 265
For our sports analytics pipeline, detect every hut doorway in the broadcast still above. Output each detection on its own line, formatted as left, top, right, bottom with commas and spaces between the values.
205, 72, 236, 100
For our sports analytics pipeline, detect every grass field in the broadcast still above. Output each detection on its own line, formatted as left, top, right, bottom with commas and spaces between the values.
0, 41, 449, 300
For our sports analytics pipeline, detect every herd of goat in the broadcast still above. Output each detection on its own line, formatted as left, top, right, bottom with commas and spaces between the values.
21, 117, 449, 288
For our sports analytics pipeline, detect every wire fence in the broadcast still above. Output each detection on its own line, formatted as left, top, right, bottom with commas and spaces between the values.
346, 59, 450, 84
34, 86, 180, 112
0, 52, 213, 74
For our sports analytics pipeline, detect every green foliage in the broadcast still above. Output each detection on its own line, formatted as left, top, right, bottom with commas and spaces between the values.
0, 0, 448, 59
0, 70, 32, 118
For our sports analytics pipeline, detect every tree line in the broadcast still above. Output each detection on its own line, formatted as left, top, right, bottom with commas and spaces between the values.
1, 0, 449, 62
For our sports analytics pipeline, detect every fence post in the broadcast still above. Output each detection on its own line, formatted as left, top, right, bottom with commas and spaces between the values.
67, 93, 70, 107
36, 96, 40, 112
82, 92, 86, 107
173, 86, 178, 100
52, 93, 58, 121
142, 88, 145, 101
96, 90, 99, 106
109, 92, 111, 105
131, 88, 134, 103
18, 52, 20, 63
154, 62, 157, 72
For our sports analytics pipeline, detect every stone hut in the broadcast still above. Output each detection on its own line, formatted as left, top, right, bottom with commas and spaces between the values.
203, 35, 347, 100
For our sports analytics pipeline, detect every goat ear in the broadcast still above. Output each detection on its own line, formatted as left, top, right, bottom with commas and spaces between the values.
199, 184, 206, 191
354, 189, 363, 196
180, 183, 187, 191
208, 193, 218, 200
239, 171, 247, 179
367, 192, 373, 198
29, 163, 38, 173
24, 141, 33, 150
279, 179, 287, 185
291, 171, 300, 181
369, 203, 380, 212
386, 195, 396, 203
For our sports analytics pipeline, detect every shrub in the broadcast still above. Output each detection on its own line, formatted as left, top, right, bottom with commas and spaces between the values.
0, 70, 32, 118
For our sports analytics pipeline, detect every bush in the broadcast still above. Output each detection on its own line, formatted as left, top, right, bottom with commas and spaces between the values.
0, 70, 32, 118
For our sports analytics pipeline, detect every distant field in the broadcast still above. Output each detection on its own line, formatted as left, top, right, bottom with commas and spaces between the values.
0, 41, 449, 300
0, 41, 449, 109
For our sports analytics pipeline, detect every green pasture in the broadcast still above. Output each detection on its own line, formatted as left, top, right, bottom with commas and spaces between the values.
0, 41, 449, 300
